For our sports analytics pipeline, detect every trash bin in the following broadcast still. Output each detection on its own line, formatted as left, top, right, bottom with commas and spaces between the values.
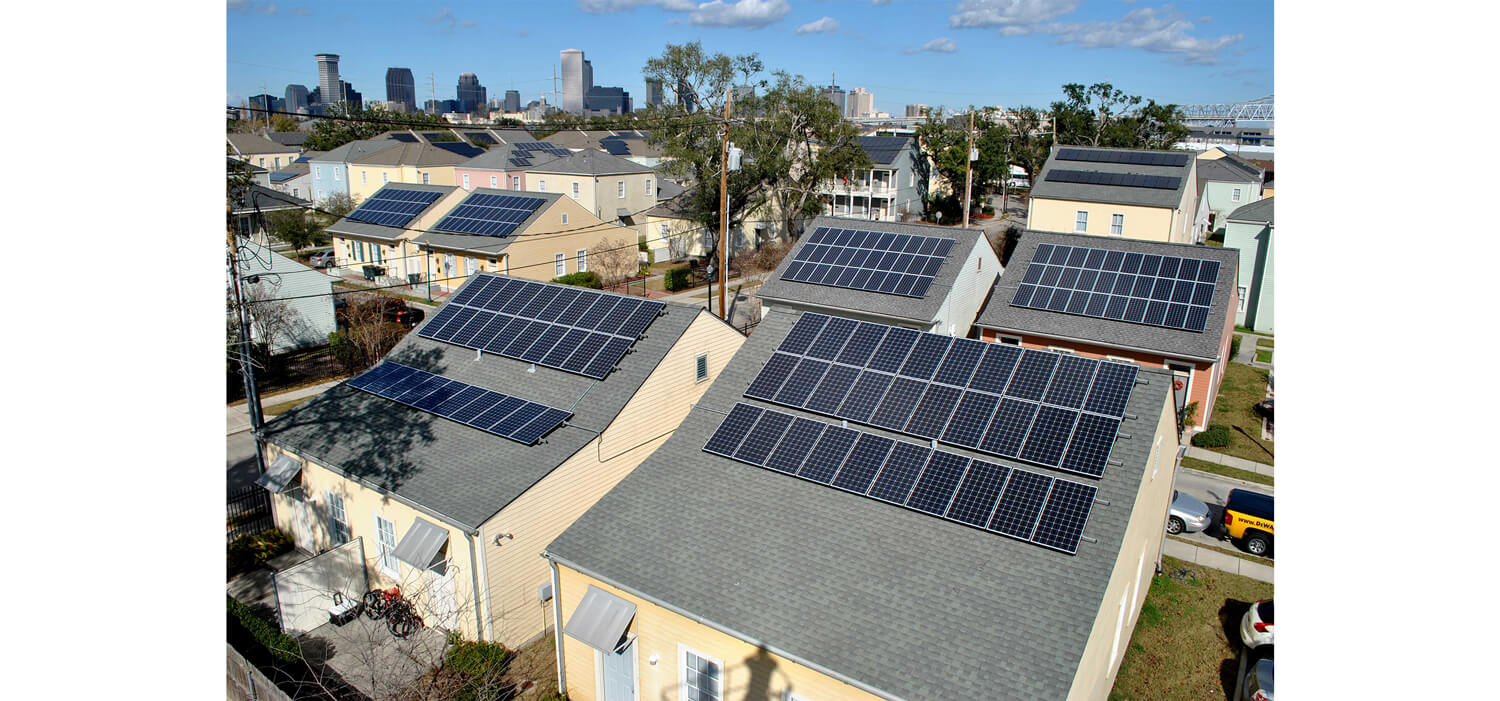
362, 265, 378, 281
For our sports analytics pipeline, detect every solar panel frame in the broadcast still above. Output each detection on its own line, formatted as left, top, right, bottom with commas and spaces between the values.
1011, 243, 1220, 334
778, 226, 953, 298
348, 361, 569, 444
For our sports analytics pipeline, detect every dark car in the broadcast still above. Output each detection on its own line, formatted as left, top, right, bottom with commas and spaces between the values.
1254, 398, 1273, 420
334, 295, 424, 329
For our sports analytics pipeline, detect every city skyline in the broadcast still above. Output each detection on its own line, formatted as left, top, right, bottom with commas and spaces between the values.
226, 1, 1273, 115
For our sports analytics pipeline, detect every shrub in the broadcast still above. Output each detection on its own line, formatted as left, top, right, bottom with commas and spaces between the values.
1178, 401, 1199, 432
551, 271, 603, 289
1191, 424, 1232, 448
982, 205, 995, 215
664, 266, 693, 291
1230, 334, 1242, 359
227, 596, 300, 662
445, 637, 514, 701
228, 529, 292, 575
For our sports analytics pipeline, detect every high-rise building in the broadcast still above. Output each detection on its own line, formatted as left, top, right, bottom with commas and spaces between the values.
821, 84, 846, 117
386, 68, 416, 113
848, 88, 874, 118
339, 81, 362, 111
586, 86, 631, 116
560, 49, 588, 115
315, 54, 340, 105
284, 85, 309, 115
504, 90, 521, 113
248, 94, 277, 119
645, 78, 664, 107
457, 73, 486, 113
905, 104, 928, 118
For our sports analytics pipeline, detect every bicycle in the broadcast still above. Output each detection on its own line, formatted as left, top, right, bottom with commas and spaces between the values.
362, 586, 400, 620
361, 586, 425, 639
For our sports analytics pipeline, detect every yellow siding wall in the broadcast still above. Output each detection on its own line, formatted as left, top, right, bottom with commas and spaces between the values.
1065, 389, 1181, 700
645, 215, 703, 260
332, 189, 467, 277
556, 567, 887, 701
425, 196, 628, 289
347, 165, 402, 203
479, 311, 745, 646
241, 150, 302, 170
265, 444, 485, 640
1028, 199, 1177, 243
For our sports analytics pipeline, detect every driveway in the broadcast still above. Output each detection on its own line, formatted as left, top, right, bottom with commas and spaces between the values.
301, 614, 449, 700
1173, 466, 1274, 560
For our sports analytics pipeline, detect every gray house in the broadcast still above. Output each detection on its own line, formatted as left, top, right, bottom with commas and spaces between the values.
1224, 197, 1274, 332
233, 237, 336, 353
820, 135, 927, 222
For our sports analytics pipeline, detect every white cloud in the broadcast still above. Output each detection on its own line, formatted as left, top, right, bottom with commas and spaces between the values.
949, 0, 1079, 30
426, 6, 479, 32
577, 0, 696, 12
1047, 5, 1242, 64
796, 16, 840, 34
228, 0, 279, 14
904, 37, 959, 54
690, 0, 790, 28
872, 0, 893, 5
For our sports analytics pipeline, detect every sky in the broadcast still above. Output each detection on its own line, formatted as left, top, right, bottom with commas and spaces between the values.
226, 0, 1272, 115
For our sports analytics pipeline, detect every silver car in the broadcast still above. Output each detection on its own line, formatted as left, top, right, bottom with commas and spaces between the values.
1168, 490, 1212, 535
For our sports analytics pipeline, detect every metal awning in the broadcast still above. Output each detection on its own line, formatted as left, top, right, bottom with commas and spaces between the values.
564, 585, 637, 653
255, 454, 302, 493
391, 518, 449, 570
616, 207, 632, 219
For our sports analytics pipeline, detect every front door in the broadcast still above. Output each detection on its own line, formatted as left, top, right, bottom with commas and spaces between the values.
289, 494, 317, 553
424, 566, 459, 632
1167, 362, 1193, 423
601, 637, 636, 701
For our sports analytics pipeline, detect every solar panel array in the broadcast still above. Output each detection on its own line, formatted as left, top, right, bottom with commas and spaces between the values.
347, 361, 570, 445
465, 132, 498, 144
344, 188, 444, 228
417, 274, 665, 380
1056, 148, 1191, 168
599, 137, 631, 156
507, 142, 571, 168
1012, 243, 1220, 332
780, 226, 956, 298
431, 193, 548, 237
1045, 169, 1182, 190
744, 313, 1137, 478
704, 403, 1099, 554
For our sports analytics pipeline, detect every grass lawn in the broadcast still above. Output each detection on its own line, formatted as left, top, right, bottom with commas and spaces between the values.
1255, 337, 1273, 348
1201, 363, 1273, 464
1255, 349, 1273, 363
1180, 456, 1273, 487
1234, 326, 1271, 337
262, 395, 316, 416
1109, 555, 1273, 701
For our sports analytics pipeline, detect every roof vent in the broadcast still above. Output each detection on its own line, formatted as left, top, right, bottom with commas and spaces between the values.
528, 363, 537, 374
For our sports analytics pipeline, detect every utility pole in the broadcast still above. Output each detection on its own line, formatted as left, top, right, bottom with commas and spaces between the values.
962, 110, 976, 229
428, 73, 437, 114
227, 205, 267, 477
718, 86, 732, 321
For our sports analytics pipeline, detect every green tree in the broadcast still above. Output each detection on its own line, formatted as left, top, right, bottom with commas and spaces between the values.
303, 104, 450, 151
915, 107, 1007, 217
265, 209, 326, 254
319, 192, 356, 219
1049, 82, 1187, 150
269, 114, 299, 133
1006, 106, 1053, 189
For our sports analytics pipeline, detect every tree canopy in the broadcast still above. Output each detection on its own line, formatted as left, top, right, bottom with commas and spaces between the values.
303, 104, 451, 151
1049, 82, 1188, 149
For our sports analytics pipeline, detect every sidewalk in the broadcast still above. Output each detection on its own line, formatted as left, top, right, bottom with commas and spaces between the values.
227, 377, 345, 436
1164, 538, 1274, 583
1186, 446, 1274, 478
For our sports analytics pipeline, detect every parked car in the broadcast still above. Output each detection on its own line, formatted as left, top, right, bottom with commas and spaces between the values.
1242, 655, 1273, 700
1221, 488, 1275, 557
1240, 598, 1275, 648
1167, 491, 1212, 534
1254, 398, 1273, 420
334, 295, 424, 330
309, 250, 336, 268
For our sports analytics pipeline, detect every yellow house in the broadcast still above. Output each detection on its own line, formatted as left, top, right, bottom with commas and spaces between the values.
346, 133, 484, 203
259, 274, 748, 647
324, 183, 466, 284
523, 149, 658, 245
227, 133, 302, 172
544, 307, 1181, 701
411, 190, 634, 292
1027, 145, 1200, 245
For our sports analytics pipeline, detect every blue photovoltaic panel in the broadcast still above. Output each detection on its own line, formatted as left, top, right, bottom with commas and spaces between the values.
416, 273, 664, 379
1012, 243, 1219, 332
744, 353, 799, 401
773, 358, 829, 408
347, 361, 568, 445
803, 364, 861, 415
781, 226, 955, 298
701, 404, 1099, 554
344, 187, 443, 228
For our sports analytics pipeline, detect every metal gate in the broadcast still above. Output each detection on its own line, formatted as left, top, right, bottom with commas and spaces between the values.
228, 486, 273, 542
272, 537, 368, 635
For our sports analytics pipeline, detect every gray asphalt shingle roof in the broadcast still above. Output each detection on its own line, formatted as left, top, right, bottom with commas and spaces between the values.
228, 133, 296, 155
974, 230, 1239, 361
456, 143, 566, 172
526, 149, 653, 176
1195, 156, 1261, 184
753, 216, 984, 324
232, 185, 311, 214
324, 183, 456, 241
1227, 196, 1273, 225
546, 307, 1173, 701
1031, 146, 1194, 209
855, 135, 912, 165
310, 138, 403, 164
262, 280, 703, 529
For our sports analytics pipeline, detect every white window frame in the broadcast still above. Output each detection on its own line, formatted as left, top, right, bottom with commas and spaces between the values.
334, 168, 341, 182
561, 213, 569, 225
695, 353, 709, 383
1150, 436, 1162, 481
678, 644, 723, 701
1074, 210, 1088, 233
645, 178, 653, 195
422, 172, 431, 185
325, 491, 350, 546
381, 172, 388, 184
572, 181, 581, 199
1232, 187, 1242, 202
512, 175, 521, 189
1237, 286, 1248, 313
538, 179, 546, 192
374, 515, 399, 577
1047, 346, 1074, 354
466, 256, 477, 276
489, 175, 498, 188
360, 170, 367, 185
555, 253, 566, 276
617, 181, 625, 199
315, 165, 323, 178
462, 173, 470, 190
1110, 213, 1124, 236
998, 335, 1022, 346
577, 249, 588, 272
274, 157, 281, 169
659, 223, 669, 241
1105, 355, 1137, 365
258, 157, 265, 167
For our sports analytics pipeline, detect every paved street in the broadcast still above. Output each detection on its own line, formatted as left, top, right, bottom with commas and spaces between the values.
1172, 462, 1274, 557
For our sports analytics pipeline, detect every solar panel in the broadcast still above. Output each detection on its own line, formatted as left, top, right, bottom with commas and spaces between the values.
779, 226, 955, 298
431, 192, 548, 237
744, 313, 1137, 477
1056, 148, 1191, 168
703, 404, 1100, 554
348, 361, 569, 445
1045, 168, 1182, 191
416, 273, 665, 379
1012, 243, 1220, 332
344, 187, 443, 228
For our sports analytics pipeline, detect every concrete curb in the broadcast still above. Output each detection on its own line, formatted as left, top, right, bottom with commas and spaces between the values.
1180, 466, 1273, 493
227, 377, 346, 436
1185, 446, 1274, 477
1164, 538, 1274, 583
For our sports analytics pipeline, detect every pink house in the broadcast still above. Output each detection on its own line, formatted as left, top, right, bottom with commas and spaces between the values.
452, 142, 572, 193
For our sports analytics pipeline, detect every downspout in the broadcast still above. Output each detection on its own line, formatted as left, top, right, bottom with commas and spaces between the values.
474, 527, 494, 642
548, 558, 567, 694
467, 529, 484, 641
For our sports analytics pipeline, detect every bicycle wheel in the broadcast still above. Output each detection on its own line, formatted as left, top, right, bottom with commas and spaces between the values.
362, 591, 389, 620
388, 612, 416, 639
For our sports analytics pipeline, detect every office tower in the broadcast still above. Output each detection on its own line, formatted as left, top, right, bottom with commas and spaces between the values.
848, 88, 873, 118
284, 85, 309, 114
645, 78, 664, 107
560, 49, 587, 115
316, 54, 340, 105
822, 84, 846, 117
457, 73, 485, 113
248, 94, 277, 119
906, 104, 928, 118
339, 81, 361, 110
386, 68, 416, 112
504, 90, 521, 113
587, 86, 631, 116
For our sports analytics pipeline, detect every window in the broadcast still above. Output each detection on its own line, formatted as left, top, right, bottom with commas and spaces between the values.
1238, 286, 1248, 313
360, 170, 367, 184
577, 249, 588, 272
422, 172, 431, 185
645, 178, 653, 195
372, 244, 382, 264
334, 168, 340, 182
375, 515, 399, 576
381, 172, 388, 184
679, 646, 722, 701
1047, 346, 1074, 354
258, 158, 265, 167
561, 213, 569, 225
572, 181, 580, 199
617, 181, 625, 198
1110, 214, 1124, 236
1074, 210, 1088, 233
315, 165, 323, 178
490, 175, 498, 187
355, 241, 365, 263
326, 492, 350, 546
292, 188, 299, 198
466, 256, 477, 276
695, 353, 709, 382
538, 179, 546, 192
999, 335, 1022, 346
1232, 187, 1242, 202
555, 253, 566, 276
512, 175, 521, 189
462, 173, 470, 190
274, 157, 281, 169
660, 223, 669, 241
1150, 436, 1162, 481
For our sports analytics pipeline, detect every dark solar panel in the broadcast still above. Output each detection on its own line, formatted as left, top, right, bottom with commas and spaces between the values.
830, 434, 895, 494
415, 273, 664, 379
989, 470, 1052, 538
348, 361, 569, 444
703, 403, 763, 457
1045, 168, 1182, 190
344, 187, 442, 228
1012, 243, 1218, 332
779, 226, 954, 298
431, 192, 548, 237
905, 452, 969, 515
1030, 480, 1098, 554
798, 425, 858, 484
765, 418, 824, 474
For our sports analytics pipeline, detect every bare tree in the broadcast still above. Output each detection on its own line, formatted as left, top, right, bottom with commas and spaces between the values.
589, 237, 638, 288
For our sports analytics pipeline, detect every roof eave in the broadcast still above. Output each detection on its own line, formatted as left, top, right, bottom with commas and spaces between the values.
971, 321, 1219, 363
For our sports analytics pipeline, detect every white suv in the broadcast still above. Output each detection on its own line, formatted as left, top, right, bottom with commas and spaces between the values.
1240, 599, 1274, 648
